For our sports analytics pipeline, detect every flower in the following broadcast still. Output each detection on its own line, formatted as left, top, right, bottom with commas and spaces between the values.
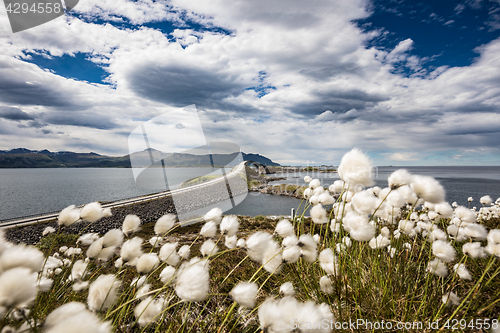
178, 245, 191, 260
44, 302, 111, 333
159, 242, 180, 266
309, 179, 321, 189
134, 297, 164, 327
225, 235, 237, 249
0, 244, 44, 273
279, 282, 295, 297
462, 242, 488, 259
246, 232, 274, 263
275, 219, 294, 238
220, 215, 239, 236
80, 202, 105, 223
262, 241, 283, 273
0, 268, 37, 308
464, 224, 488, 241
282, 246, 301, 264
155, 214, 176, 235
230, 282, 258, 308
319, 248, 339, 276
304, 176, 312, 183
480, 195, 493, 206
442, 291, 460, 306
319, 276, 334, 294
427, 259, 448, 277
122, 215, 141, 235
310, 204, 329, 224
102, 229, 124, 248
175, 258, 210, 302
136, 253, 160, 274
337, 148, 374, 187
160, 266, 176, 285
42, 227, 56, 236
453, 263, 472, 280
57, 205, 81, 226
200, 221, 217, 238
369, 234, 391, 249
203, 207, 223, 225
200, 240, 219, 257
351, 190, 379, 215
388, 169, 412, 189
432, 240, 456, 262
410, 175, 445, 204
87, 274, 121, 311
120, 237, 143, 263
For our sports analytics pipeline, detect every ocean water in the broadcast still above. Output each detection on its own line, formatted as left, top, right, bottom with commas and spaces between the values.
0, 166, 499, 221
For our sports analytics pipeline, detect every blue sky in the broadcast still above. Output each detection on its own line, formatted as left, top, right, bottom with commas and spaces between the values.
1, 0, 500, 166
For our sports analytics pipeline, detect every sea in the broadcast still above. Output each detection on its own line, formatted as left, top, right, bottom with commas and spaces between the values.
0, 166, 499, 222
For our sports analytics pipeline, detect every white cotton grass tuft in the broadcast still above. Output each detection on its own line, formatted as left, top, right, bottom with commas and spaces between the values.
159, 242, 180, 266
225, 235, 237, 249
44, 302, 111, 333
279, 282, 295, 297
427, 259, 448, 277
462, 242, 488, 259
369, 234, 391, 249
70, 260, 88, 281
454, 206, 476, 224
122, 215, 141, 235
58, 205, 81, 226
230, 282, 259, 308
120, 237, 143, 263
275, 219, 294, 238
319, 276, 334, 294
149, 236, 163, 248
388, 169, 412, 189
87, 274, 121, 311
0, 268, 37, 308
318, 192, 335, 205
309, 178, 321, 189
246, 232, 274, 263
200, 240, 219, 257
282, 246, 301, 264
432, 240, 456, 262
480, 195, 493, 206
236, 238, 246, 248
261, 241, 283, 273
102, 229, 123, 248
203, 207, 223, 225
464, 223, 488, 241
77, 233, 100, 245
410, 175, 446, 204
351, 190, 379, 215
304, 175, 312, 183
453, 263, 472, 280
0, 244, 44, 273
178, 245, 191, 260
42, 226, 56, 236
80, 202, 105, 223
220, 215, 239, 236
310, 204, 329, 224
200, 221, 217, 238
319, 248, 339, 276
134, 297, 164, 327
337, 148, 374, 187
160, 266, 176, 285
72, 281, 89, 292
136, 253, 160, 274
175, 258, 210, 302
442, 291, 460, 306
155, 214, 176, 235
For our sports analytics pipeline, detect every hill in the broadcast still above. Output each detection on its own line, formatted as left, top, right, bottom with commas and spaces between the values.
0, 148, 280, 168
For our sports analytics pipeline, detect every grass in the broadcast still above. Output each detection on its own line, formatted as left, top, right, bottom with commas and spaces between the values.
1, 191, 500, 332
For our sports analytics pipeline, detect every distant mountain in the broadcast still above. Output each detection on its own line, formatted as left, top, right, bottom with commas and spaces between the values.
0, 148, 280, 168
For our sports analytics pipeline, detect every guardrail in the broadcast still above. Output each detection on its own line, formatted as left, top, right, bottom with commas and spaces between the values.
0, 162, 246, 229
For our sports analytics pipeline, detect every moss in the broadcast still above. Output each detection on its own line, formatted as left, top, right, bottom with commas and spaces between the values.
37, 232, 79, 252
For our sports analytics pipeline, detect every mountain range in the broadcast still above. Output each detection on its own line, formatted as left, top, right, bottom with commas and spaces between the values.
0, 148, 280, 168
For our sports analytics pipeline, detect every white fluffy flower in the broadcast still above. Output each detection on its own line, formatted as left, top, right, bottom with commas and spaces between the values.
311, 204, 329, 224
427, 259, 448, 277
309, 179, 321, 189
432, 240, 456, 262
120, 237, 143, 263
480, 195, 493, 206
388, 169, 412, 189
453, 263, 472, 280
0, 268, 37, 308
454, 206, 476, 224
337, 148, 374, 187
102, 229, 123, 248
122, 215, 141, 235
442, 291, 460, 306
160, 266, 176, 285
80, 202, 105, 223
246, 232, 274, 263
155, 214, 176, 235
175, 258, 210, 302
369, 235, 391, 249
70, 260, 88, 281
87, 274, 121, 311
279, 282, 295, 297
0, 244, 44, 273
275, 219, 294, 238
282, 246, 301, 264
351, 190, 379, 215
318, 192, 335, 205
58, 205, 81, 226
42, 227, 56, 236
463, 242, 488, 258
319, 248, 339, 276
410, 175, 445, 204
262, 242, 283, 273
44, 302, 111, 333
220, 215, 239, 236
319, 276, 334, 294
464, 224, 488, 241
329, 180, 345, 194
230, 282, 258, 308
136, 253, 160, 274
225, 235, 237, 249
200, 240, 219, 257
159, 242, 180, 266
304, 175, 312, 183
178, 245, 191, 260
200, 221, 217, 238
203, 207, 223, 225
134, 297, 164, 327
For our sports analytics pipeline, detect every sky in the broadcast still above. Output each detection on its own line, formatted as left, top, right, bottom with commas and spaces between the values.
1, 0, 500, 166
